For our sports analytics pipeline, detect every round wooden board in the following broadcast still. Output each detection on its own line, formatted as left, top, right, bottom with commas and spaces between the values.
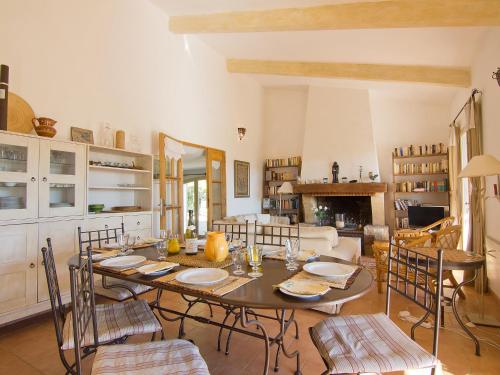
7, 92, 35, 134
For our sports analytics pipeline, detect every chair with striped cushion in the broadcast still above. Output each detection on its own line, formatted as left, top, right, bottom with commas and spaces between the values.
309, 244, 444, 375
69, 246, 209, 375
41, 239, 163, 374
78, 225, 153, 301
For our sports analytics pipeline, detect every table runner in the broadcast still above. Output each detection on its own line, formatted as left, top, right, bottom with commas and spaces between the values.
166, 252, 233, 269
152, 271, 255, 297
278, 267, 362, 291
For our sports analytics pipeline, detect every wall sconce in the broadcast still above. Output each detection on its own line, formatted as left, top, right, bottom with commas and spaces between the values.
493, 67, 500, 87
237, 127, 246, 142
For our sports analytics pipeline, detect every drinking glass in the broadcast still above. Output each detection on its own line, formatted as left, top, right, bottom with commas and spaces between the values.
231, 248, 246, 275
118, 233, 129, 254
247, 245, 263, 278
285, 238, 299, 271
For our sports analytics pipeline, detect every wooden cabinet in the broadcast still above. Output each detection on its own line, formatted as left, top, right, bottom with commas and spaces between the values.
0, 224, 38, 314
0, 133, 39, 221
123, 214, 152, 231
39, 140, 86, 218
84, 215, 123, 231
37, 219, 82, 303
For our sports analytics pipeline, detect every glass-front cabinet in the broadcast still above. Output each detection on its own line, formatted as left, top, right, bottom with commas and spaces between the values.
0, 133, 39, 220
39, 139, 86, 217
0, 133, 86, 220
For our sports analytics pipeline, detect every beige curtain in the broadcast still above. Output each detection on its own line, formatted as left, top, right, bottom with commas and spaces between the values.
448, 124, 461, 227
464, 95, 487, 291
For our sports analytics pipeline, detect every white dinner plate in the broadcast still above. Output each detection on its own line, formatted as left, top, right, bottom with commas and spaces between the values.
303, 261, 356, 278
279, 287, 327, 299
175, 268, 229, 286
99, 255, 146, 269
137, 263, 177, 276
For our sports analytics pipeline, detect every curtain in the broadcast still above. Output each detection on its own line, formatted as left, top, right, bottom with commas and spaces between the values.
448, 124, 461, 228
464, 95, 487, 291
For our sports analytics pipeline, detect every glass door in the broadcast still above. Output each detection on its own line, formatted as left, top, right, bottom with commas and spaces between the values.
206, 148, 226, 227
0, 133, 39, 221
38, 140, 86, 217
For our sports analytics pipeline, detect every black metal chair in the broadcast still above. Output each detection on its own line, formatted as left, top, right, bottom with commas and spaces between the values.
77, 225, 152, 301
309, 244, 444, 375
69, 246, 209, 375
41, 239, 164, 374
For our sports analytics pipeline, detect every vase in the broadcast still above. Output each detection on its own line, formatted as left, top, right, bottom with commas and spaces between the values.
205, 231, 228, 262
32, 117, 57, 138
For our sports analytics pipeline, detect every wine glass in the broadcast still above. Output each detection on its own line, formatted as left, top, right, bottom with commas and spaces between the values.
118, 233, 129, 254
231, 248, 246, 275
246, 245, 263, 278
285, 238, 300, 271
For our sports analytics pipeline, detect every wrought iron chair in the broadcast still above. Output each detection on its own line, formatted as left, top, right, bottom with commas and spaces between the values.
254, 221, 300, 249
69, 246, 209, 375
77, 225, 152, 301
41, 239, 164, 374
310, 244, 443, 375
212, 219, 249, 246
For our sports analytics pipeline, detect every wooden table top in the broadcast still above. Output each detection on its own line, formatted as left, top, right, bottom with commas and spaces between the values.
410, 247, 485, 270
71, 247, 373, 310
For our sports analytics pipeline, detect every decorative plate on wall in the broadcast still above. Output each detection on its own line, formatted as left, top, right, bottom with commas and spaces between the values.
7, 92, 35, 134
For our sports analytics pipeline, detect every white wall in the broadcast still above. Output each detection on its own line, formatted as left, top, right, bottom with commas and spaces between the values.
301, 86, 379, 181
262, 87, 307, 158
0, 0, 264, 216
449, 28, 500, 297
370, 93, 450, 226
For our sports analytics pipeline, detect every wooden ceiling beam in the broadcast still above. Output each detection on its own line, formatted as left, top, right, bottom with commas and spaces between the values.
226, 59, 471, 87
169, 0, 500, 33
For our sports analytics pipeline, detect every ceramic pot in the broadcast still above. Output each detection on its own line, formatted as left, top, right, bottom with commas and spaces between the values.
205, 231, 228, 262
32, 117, 57, 138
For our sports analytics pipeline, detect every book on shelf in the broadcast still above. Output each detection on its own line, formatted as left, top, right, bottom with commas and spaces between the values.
394, 159, 448, 175
395, 178, 448, 193
265, 156, 302, 168
395, 217, 410, 229
265, 170, 296, 181
394, 199, 416, 211
393, 143, 447, 157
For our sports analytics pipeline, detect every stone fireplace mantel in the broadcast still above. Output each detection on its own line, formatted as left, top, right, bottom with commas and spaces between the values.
295, 183, 387, 225
294, 183, 387, 196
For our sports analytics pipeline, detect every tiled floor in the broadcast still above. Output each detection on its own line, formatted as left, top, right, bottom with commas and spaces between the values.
0, 281, 499, 375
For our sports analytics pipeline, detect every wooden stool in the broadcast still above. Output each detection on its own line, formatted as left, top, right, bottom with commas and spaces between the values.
372, 240, 390, 294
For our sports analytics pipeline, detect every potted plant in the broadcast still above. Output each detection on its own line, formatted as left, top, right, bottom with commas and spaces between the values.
313, 205, 329, 226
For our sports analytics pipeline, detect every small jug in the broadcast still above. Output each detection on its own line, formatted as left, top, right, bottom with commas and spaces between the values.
32, 117, 57, 138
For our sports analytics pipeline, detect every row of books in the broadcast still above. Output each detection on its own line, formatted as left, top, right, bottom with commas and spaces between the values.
265, 170, 296, 182
394, 199, 417, 211
265, 156, 301, 168
394, 160, 448, 175
262, 197, 299, 210
395, 179, 449, 193
265, 184, 298, 195
393, 143, 447, 157
395, 217, 410, 229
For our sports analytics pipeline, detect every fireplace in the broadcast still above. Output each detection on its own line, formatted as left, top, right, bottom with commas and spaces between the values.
316, 196, 372, 228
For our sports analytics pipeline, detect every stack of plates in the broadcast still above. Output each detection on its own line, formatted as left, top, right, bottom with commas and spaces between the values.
0, 196, 23, 209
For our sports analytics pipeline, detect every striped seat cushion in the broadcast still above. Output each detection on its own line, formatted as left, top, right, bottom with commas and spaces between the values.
62, 299, 162, 350
310, 313, 437, 374
91, 339, 210, 375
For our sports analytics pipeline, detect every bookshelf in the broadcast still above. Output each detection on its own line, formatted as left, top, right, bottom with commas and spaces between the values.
262, 156, 301, 223
392, 144, 450, 229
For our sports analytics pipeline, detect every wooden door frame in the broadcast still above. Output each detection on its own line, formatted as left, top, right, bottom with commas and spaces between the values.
206, 148, 227, 228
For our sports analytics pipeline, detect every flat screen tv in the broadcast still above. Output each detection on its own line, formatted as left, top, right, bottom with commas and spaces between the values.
408, 206, 445, 228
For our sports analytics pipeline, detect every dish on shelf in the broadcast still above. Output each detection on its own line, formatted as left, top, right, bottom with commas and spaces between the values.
117, 183, 142, 188
111, 206, 142, 212
50, 202, 73, 208
88, 204, 105, 213
3, 182, 17, 187
89, 160, 143, 170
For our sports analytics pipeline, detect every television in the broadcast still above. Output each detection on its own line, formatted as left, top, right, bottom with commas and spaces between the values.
408, 206, 445, 229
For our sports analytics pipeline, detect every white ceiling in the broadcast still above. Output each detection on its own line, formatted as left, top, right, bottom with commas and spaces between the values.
151, 0, 488, 99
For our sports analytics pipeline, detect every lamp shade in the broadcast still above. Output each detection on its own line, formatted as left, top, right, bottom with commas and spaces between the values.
458, 154, 500, 178
277, 181, 294, 194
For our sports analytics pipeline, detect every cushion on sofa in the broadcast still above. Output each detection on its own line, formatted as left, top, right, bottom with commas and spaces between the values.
299, 226, 339, 247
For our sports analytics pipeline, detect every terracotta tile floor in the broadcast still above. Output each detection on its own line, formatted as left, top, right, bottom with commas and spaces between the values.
0, 282, 499, 375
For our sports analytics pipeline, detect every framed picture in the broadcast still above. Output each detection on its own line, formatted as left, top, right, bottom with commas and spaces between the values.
71, 126, 94, 144
234, 160, 250, 198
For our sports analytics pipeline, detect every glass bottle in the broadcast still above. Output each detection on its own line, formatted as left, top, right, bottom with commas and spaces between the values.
185, 210, 198, 255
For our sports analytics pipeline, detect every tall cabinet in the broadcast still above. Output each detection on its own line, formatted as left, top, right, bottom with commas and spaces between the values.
0, 131, 153, 325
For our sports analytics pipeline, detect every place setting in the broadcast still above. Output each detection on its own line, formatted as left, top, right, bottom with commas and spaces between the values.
94, 254, 179, 277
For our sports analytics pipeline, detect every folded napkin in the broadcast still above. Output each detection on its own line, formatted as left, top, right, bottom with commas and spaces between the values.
265, 249, 318, 262
136, 261, 179, 275
291, 267, 361, 290
92, 250, 120, 261
276, 279, 330, 296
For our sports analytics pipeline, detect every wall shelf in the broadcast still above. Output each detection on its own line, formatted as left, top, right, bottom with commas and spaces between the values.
393, 153, 448, 160
89, 186, 151, 191
89, 165, 150, 174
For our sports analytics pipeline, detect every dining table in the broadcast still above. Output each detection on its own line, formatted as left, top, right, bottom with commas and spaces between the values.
69, 246, 373, 375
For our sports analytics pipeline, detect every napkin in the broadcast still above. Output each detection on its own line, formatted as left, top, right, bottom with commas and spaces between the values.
277, 279, 330, 296
136, 261, 179, 275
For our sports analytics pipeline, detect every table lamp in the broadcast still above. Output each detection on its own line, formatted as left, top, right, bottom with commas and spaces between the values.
459, 154, 500, 327
277, 181, 294, 216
